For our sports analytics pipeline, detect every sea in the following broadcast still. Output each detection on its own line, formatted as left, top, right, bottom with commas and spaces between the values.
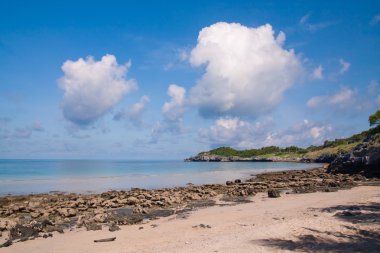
0, 159, 321, 195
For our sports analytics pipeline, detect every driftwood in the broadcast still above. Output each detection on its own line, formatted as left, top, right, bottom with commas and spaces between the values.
94, 237, 116, 243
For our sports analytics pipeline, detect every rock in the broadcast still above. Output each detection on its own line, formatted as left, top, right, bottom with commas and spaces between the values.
315, 153, 338, 163
0, 220, 16, 230
328, 133, 380, 177
45, 225, 64, 234
126, 197, 139, 205
108, 224, 120, 232
226, 181, 234, 186
57, 208, 77, 217
93, 214, 107, 223
234, 179, 242, 184
30, 212, 41, 219
0, 240, 12, 248
10, 224, 40, 240
85, 223, 102, 231
268, 189, 281, 198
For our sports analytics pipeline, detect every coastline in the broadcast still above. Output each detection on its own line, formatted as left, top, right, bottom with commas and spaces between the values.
2, 185, 380, 252
1, 165, 380, 250
0, 161, 321, 196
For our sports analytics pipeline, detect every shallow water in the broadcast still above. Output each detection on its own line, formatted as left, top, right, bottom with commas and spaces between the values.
0, 159, 321, 195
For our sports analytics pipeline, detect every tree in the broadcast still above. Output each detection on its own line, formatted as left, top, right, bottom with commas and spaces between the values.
369, 110, 380, 126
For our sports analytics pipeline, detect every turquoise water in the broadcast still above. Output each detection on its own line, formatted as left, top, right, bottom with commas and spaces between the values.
0, 160, 321, 195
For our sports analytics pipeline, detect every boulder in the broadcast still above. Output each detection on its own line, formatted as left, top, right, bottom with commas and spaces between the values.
328, 133, 380, 177
57, 208, 77, 217
268, 189, 281, 198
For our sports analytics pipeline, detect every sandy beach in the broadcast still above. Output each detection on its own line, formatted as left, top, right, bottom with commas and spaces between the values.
2, 185, 379, 253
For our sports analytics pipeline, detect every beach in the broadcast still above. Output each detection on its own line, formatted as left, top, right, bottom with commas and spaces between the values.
1, 167, 380, 252
2, 185, 379, 253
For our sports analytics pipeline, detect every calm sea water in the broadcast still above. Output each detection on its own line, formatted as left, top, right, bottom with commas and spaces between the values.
0, 160, 321, 195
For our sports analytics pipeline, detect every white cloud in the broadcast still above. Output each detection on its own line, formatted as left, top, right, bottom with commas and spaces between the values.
151, 84, 187, 142
299, 13, 336, 32
114, 95, 150, 127
329, 87, 354, 105
307, 87, 355, 109
177, 48, 189, 61
200, 117, 334, 149
189, 22, 302, 118
370, 14, 380, 25
307, 96, 325, 108
162, 84, 186, 121
128, 96, 150, 126
199, 117, 271, 148
368, 80, 379, 94
58, 54, 137, 125
312, 65, 324, 80
299, 13, 311, 25
339, 58, 350, 74
310, 126, 324, 139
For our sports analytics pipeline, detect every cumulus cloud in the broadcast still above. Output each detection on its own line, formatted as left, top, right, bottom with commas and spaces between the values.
151, 84, 187, 142
189, 22, 302, 118
307, 87, 355, 109
200, 117, 334, 149
312, 65, 324, 80
58, 54, 137, 125
339, 58, 350, 74
199, 117, 271, 148
114, 95, 150, 127
127, 96, 150, 126
162, 84, 186, 121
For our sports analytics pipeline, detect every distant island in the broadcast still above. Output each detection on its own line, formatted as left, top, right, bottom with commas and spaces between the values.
186, 111, 380, 177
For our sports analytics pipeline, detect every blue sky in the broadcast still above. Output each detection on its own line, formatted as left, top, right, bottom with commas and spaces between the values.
0, 0, 379, 159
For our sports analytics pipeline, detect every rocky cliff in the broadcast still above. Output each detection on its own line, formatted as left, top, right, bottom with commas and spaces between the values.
328, 133, 380, 177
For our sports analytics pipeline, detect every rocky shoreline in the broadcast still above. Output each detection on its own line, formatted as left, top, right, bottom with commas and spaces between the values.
1, 165, 379, 248
184, 154, 307, 162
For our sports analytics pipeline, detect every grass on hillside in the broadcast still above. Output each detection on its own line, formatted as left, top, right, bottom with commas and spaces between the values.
196, 127, 380, 159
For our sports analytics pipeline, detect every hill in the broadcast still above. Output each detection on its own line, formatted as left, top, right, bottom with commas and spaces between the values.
185, 127, 380, 163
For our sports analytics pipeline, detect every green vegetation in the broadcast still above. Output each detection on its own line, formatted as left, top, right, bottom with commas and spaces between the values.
369, 110, 380, 126
198, 126, 380, 159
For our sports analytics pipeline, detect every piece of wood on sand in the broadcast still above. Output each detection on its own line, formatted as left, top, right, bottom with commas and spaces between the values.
94, 237, 116, 243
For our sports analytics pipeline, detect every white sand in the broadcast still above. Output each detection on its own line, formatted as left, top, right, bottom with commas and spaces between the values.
3, 186, 380, 253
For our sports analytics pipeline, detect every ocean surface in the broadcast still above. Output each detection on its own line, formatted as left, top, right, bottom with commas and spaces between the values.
0, 159, 321, 195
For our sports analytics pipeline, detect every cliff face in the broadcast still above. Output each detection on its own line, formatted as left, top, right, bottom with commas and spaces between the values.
328, 134, 380, 177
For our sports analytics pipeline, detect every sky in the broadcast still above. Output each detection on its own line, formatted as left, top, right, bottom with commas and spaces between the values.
0, 0, 379, 160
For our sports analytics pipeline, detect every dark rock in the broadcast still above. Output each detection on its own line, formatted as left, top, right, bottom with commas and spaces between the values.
0, 240, 12, 248
234, 179, 242, 184
85, 223, 102, 231
10, 224, 40, 240
109, 209, 143, 225
144, 209, 174, 219
108, 224, 120, 232
226, 181, 234, 186
45, 225, 64, 234
328, 133, 380, 177
315, 153, 338, 163
268, 189, 281, 198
